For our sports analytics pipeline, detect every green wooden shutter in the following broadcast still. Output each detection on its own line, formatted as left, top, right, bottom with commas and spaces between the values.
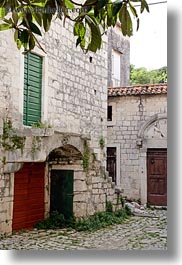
23, 53, 43, 126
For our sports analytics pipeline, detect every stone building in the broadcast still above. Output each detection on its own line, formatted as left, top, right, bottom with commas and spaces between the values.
0, 22, 130, 234
107, 84, 167, 206
107, 25, 130, 87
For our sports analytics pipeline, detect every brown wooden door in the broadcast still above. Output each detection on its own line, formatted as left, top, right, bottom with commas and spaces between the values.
147, 149, 167, 206
13, 163, 45, 231
107, 147, 116, 183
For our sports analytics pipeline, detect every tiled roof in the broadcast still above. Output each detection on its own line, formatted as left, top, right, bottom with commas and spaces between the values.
108, 84, 167, 97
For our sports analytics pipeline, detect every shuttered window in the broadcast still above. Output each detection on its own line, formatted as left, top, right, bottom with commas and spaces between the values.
23, 53, 43, 126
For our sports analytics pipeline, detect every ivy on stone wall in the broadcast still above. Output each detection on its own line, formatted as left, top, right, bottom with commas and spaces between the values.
83, 139, 90, 171
0, 118, 25, 153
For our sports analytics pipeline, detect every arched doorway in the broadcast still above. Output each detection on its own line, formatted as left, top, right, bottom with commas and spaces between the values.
138, 114, 167, 206
48, 145, 83, 219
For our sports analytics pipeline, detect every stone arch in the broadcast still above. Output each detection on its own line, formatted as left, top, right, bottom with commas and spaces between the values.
138, 113, 167, 205
138, 113, 167, 141
42, 133, 89, 160
48, 144, 83, 163
44, 135, 88, 219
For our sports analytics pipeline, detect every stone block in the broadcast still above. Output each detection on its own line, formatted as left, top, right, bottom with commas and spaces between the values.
73, 202, 87, 218
74, 193, 87, 202
74, 180, 87, 192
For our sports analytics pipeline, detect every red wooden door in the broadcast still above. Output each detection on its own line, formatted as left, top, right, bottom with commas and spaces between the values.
147, 149, 167, 206
13, 163, 45, 231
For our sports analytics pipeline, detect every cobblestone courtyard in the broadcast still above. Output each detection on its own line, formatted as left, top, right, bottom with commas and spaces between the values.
0, 209, 167, 250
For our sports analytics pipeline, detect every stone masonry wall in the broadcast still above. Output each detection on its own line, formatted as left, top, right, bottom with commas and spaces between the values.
107, 26, 130, 87
0, 172, 14, 234
0, 21, 123, 234
42, 20, 108, 156
49, 161, 121, 219
107, 94, 167, 200
0, 21, 108, 160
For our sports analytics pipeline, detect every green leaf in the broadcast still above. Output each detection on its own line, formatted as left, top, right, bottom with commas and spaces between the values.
129, 2, 138, 18
28, 21, 42, 36
83, 0, 97, 6
33, 12, 42, 27
14, 29, 19, 42
43, 13, 52, 32
76, 36, 82, 47
96, 0, 108, 9
80, 38, 86, 49
74, 22, 86, 38
141, 0, 149, 13
0, 23, 12, 31
3, 18, 13, 24
29, 35, 35, 50
85, 14, 102, 52
112, 0, 123, 16
0, 7, 5, 18
106, 1, 113, 26
20, 29, 30, 49
31, 0, 48, 8
119, 4, 133, 36
12, 11, 19, 25
16, 39, 22, 50
65, 0, 74, 9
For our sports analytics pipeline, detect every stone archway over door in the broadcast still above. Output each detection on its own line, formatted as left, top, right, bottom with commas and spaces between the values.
48, 144, 83, 219
13, 163, 45, 231
138, 113, 167, 205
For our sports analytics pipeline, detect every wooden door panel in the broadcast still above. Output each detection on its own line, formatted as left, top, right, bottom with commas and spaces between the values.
148, 158, 166, 175
50, 170, 74, 219
147, 149, 167, 206
107, 147, 117, 183
13, 163, 45, 231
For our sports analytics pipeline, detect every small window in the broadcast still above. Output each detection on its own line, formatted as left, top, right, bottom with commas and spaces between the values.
107, 147, 117, 183
112, 50, 121, 86
23, 53, 43, 126
107, 105, 112, 121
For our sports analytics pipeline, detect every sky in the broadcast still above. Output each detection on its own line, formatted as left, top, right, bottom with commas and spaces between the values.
130, 0, 167, 70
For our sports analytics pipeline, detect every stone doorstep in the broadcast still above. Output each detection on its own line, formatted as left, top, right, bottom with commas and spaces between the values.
150, 206, 167, 210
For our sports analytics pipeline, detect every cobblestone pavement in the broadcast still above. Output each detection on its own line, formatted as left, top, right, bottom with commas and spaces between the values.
0, 209, 167, 250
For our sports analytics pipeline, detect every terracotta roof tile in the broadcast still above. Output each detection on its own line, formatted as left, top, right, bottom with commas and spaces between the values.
108, 84, 167, 97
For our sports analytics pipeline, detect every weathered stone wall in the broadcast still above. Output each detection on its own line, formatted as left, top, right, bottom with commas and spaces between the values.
0, 21, 108, 158
107, 26, 130, 87
0, 172, 14, 234
0, 21, 124, 234
48, 161, 121, 219
41, 20, 108, 155
107, 93, 167, 201
0, 30, 22, 126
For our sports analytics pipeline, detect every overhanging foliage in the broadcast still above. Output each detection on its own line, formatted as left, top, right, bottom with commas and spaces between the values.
0, 0, 149, 53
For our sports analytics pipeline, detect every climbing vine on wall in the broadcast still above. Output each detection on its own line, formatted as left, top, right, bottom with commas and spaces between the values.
83, 140, 90, 171
99, 136, 105, 150
31, 136, 42, 155
0, 118, 25, 153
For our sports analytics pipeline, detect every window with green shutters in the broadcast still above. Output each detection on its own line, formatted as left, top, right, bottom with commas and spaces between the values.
23, 53, 43, 126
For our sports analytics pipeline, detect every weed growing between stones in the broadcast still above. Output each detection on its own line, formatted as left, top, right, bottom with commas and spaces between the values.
34, 211, 66, 230
34, 207, 132, 232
